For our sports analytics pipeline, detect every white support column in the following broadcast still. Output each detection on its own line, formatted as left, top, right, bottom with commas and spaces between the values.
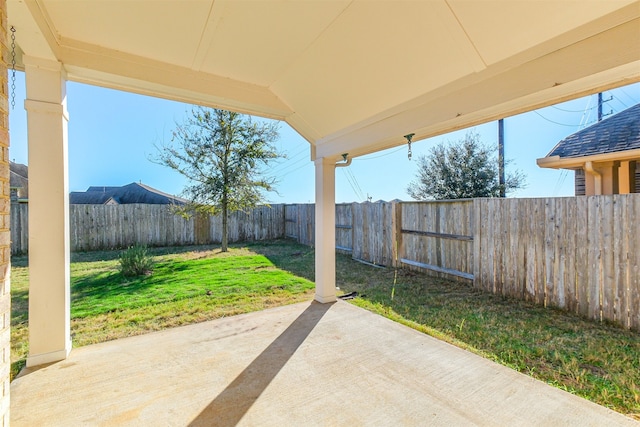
618, 161, 635, 194
24, 57, 71, 367
314, 157, 337, 303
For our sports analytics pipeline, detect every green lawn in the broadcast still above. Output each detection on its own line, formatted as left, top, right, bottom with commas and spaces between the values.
254, 243, 640, 420
10, 242, 316, 377
10, 240, 640, 419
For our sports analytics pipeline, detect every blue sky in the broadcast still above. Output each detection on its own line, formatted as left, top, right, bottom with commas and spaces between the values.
8, 71, 640, 203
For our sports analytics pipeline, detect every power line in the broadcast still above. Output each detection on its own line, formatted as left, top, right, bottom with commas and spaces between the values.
551, 104, 596, 113
617, 87, 639, 106
271, 157, 308, 174
611, 94, 629, 110
283, 148, 308, 163
270, 150, 311, 174
359, 146, 405, 160
278, 161, 311, 178
552, 169, 569, 197
271, 160, 308, 177
271, 146, 308, 167
533, 110, 582, 127
579, 96, 594, 127
341, 168, 365, 201
348, 168, 365, 201
341, 169, 359, 200
346, 169, 365, 201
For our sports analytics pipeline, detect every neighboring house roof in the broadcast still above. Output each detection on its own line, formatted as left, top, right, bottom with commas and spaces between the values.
10, 161, 28, 188
87, 186, 121, 193
10, 161, 29, 199
537, 103, 640, 170
546, 103, 640, 159
70, 182, 188, 205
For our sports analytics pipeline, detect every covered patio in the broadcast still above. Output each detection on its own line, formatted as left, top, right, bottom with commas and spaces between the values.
11, 301, 637, 426
3, 0, 640, 424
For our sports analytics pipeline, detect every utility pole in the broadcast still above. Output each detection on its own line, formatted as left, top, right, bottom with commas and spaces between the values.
498, 119, 505, 197
598, 92, 603, 122
597, 92, 612, 122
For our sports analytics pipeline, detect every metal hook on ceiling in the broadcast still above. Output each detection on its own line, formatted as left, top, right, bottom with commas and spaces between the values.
404, 133, 415, 160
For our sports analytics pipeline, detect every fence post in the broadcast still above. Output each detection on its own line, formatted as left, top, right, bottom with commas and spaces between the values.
351, 203, 355, 256
298, 204, 302, 243
392, 201, 403, 268
282, 203, 286, 239
472, 198, 480, 289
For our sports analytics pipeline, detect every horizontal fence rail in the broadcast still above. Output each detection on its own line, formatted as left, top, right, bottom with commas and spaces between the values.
10, 193, 640, 331
400, 200, 474, 281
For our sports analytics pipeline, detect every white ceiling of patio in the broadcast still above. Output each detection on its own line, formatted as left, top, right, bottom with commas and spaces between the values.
8, 0, 640, 160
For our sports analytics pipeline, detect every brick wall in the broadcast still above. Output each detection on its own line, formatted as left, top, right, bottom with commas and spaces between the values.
0, 0, 11, 424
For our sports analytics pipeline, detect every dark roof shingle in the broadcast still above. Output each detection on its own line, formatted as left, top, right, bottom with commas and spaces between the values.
546, 103, 640, 159
70, 182, 187, 205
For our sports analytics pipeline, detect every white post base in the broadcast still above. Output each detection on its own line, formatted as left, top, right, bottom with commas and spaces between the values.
314, 293, 337, 304
26, 342, 72, 368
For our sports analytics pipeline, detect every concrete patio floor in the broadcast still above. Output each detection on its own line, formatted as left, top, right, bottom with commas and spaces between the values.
11, 300, 638, 426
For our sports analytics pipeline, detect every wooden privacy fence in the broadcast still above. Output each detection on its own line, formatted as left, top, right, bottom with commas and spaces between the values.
286, 202, 396, 266
210, 204, 285, 244
284, 204, 315, 246
474, 195, 640, 332
400, 200, 474, 280
10, 195, 640, 331
70, 204, 194, 251
330, 196, 639, 331
352, 202, 395, 266
11, 204, 285, 253
10, 203, 28, 255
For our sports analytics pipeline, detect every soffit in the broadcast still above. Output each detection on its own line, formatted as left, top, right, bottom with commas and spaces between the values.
7, 0, 640, 161
447, 0, 636, 65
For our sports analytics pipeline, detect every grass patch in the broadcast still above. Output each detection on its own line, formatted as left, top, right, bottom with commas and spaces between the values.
10, 240, 640, 419
10, 241, 315, 379
71, 251, 310, 318
344, 272, 639, 419
249, 246, 640, 420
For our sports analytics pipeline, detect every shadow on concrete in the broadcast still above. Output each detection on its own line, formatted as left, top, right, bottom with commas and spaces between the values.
188, 301, 332, 427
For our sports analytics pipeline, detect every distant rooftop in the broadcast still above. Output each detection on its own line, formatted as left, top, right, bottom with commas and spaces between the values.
10, 162, 28, 190
545, 103, 640, 159
70, 182, 187, 205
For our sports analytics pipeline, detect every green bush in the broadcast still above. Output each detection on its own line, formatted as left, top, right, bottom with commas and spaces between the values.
119, 245, 154, 277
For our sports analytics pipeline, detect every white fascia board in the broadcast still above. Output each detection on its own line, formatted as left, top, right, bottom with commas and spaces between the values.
537, 148, 640, 169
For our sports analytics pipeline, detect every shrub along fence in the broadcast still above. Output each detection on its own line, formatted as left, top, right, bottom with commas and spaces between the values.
10, 194, 640, 331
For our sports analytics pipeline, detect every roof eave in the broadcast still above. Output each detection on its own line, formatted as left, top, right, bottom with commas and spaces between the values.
537, 148, 640, 169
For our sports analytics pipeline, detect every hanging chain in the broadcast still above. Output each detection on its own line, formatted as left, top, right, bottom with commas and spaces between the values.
404, 133, 414, 161
10, 26, 16, 110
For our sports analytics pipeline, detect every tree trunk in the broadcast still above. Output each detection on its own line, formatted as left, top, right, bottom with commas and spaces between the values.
221, 201, 228, 252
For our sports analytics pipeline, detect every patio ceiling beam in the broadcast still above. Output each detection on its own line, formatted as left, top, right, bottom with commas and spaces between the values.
58, 44, 293, 121
8, 1, 640, 158
7, 1, 293, 121
313, 17, 640, 160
